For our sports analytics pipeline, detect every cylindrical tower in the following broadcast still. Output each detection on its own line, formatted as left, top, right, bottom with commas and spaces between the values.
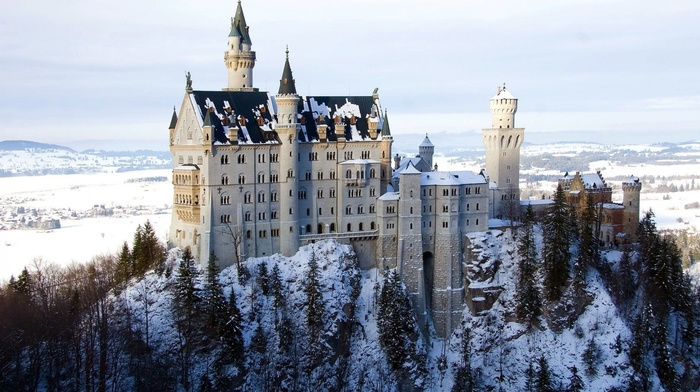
418, 134, 434, 170
622, 177, 642, 241
482, 84, 524, 218
490, 84, 518, 128
224, 1, 256, 91
276, 49, 300, 256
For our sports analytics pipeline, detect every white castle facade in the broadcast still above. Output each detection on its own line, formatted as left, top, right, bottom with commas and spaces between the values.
168, 2, 535, 338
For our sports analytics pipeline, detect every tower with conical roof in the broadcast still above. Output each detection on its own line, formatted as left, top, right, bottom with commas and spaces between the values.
483, 84, 524, 219
419, 133, 435, 170
379, 109, 394, 193
224, 1, 257, 91
276, 48, 300, 256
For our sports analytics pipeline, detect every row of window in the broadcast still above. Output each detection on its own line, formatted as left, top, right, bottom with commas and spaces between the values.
175, 194, 199, 205
220, 153, 280, 165
177, 156, 203, 165
421, 186, 482, 197
220, 150, 379, 166
220, 167, 383, 185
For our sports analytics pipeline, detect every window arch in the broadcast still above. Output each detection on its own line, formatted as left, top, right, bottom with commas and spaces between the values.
221, 174, 229, 185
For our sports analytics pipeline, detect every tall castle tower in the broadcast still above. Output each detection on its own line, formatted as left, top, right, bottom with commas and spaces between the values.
224, 1, 257, 91
418, 134, 435, 170
622, 177, 642, 242
276, 49, 300, 256
483, 84, 524, 218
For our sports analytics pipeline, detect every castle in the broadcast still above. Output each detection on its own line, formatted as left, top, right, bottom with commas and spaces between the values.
167, 1, 639, 338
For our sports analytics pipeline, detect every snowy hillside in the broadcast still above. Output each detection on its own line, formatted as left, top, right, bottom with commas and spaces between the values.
0, 140, 170, 176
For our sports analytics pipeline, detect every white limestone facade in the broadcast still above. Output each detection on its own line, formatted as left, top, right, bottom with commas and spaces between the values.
167, 2, 520, 339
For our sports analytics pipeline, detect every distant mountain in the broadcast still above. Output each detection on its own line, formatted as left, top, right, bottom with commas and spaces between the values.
0, 140, 75, 152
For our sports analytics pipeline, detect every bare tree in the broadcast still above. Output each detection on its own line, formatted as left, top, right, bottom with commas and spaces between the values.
218, 223, 248, 281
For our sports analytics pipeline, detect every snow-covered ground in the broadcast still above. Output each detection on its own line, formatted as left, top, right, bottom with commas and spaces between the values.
0, 170, 172, 281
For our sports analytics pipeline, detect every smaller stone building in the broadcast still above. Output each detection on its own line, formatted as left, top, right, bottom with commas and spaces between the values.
559, 171, 641, 245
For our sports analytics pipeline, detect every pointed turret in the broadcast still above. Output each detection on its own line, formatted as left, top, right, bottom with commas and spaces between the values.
275, 48, 301, 257
418, 133, 434, 169
203, 109, 212, 127
224, 1, 256, 91
381, 110, 391, 137
168, 106, 178, 129
278, 47, 297, 95
232, 0, 251, 46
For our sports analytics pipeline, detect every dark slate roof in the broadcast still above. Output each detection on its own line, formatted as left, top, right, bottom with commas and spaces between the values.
278, 53, 297, 95
189, 91, 378, 145
233, 1, 251, 45
190, 90, 275, 144
168, 107, 178, 129
381, 109, 391, 137
300, 95, 377, 141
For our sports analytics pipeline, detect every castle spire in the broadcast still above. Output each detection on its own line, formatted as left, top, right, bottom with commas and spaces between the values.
381, 109, 391, 137
168, 106, 178, 129
224, 1, 256, 91
232, 0, 251, 45
278, 47, 297, 95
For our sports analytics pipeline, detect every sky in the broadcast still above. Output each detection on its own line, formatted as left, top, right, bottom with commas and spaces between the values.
1, 0, 699, 150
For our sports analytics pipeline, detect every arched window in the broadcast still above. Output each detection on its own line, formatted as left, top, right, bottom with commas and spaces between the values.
238, 174, 245, 184
221, 174, 229, 185
330, 223, 336, 232
347, 223, 352, 232
346, 170, 352, 179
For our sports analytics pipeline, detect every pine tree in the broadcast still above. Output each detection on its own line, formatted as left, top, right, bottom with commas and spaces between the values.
115, 242, 132, 287
451, 326, 474, 392
175, 247, 199, 316
524, 360, 535, 392
218, 290, 244, 365
270, 263, 285, 311
257, 262, 270, 296
516, 204, 541, 328
204, 252, 226, 334
132, 220, 166, 276
543, 184, 571, 301
173, 246, 200, 389
654, 321, 677, 391
378, 269, 419, 374
535, 355, 554, 392
616, 247, 635, 302
575, 193, 599, 284
582, 338, 599, 376
567, 366, 584, 392
132, 223, 146, 275
303, 252, 324, 342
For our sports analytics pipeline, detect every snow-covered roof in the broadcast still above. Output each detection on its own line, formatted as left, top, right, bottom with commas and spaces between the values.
174, 164, 200, 171
401, 163, 421, 175
521, 199, 554, 206
393, 156, 430, 178
420, 171, 486, 186
602, 203, 625, 210
378, 192, 400, 201
491, 86, 516, 100
338, 159, 380, 165
419, 134, 433, 147
581, 173, 605, 189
